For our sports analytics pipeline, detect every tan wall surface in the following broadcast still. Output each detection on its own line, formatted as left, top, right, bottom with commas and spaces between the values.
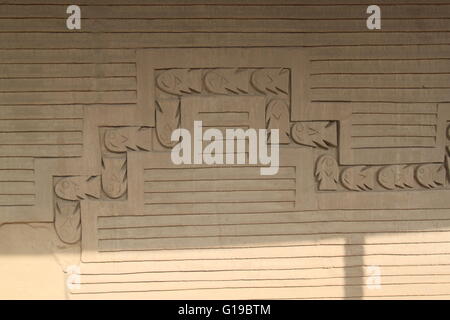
1, 0, 450, 299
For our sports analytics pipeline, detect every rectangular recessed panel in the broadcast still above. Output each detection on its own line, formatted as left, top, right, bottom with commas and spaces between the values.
181, 95, 266, 132
99, 163, 297, 252
339, 104, 445, 165
350, 105, 438, 150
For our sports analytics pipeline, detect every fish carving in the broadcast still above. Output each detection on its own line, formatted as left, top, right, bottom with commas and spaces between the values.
104, 127, 151, 153
102, 157, 127, 199
251, 68, 289, 95
54, 199, 81, 244
415, 164, 445, 189
156, 99, 180, 148
204, 69, 249, 94
378, 165, 415, 190
315, 155, 339, 191
54, 176, 100, 201
266, 99, 290, 144
156, 69, 201, 95
291, 121, 337, 149
341, 166, 376, 191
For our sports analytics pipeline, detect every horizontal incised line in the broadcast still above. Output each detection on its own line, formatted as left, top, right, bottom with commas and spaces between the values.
144, 189, 295, 194
0, 131, 82, 134
98, 229, 450, 242
198, 111, 249, 114
145, 165, 295, 170
80, 254, 450, 264
0, 90, 136, 93
92, 242, 450, 257
69, 280, 450, 295
144, 178, 295, 182
352, 123, 436, 127
351, 146, 435, 150
351, 112, 437, 115
0, 118, 83, 121
98, 209, 298, 219
97, 218, 450, 231
312, 87, 450, 89
97, 217, 450, 226
143, 200, 295, 205
72, 263, 450, 276
311, 72, 450, 75
312, 100, 450, 103
311, 58, 450, 62
351, 135, 436, 138
0, 204, 33, 207
0, 143, 82, 146
76, 273, 450, 286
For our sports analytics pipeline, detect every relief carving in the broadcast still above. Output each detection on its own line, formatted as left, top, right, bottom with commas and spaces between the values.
21, 47, 450, 299
291, 121, 337, 149
378, 165, 415, 190
341, 166, 377, 191
155, 99, 180, 148
415, 164, 445, 189
154, 67, 294, 148
104, 127, 151, 153
156, 69, 202, 95
266, 99, 290, 144
315, 160, 448, 192
310, 116, 450, 193
151, 64, 450, 199
54, 199, 81, 244
315, 155, 339, 191
101, 157, 127, 199
251, 68, 289, 95
204, 69, 249, 94
54, 176, 100, 201
54, 176, 100, 244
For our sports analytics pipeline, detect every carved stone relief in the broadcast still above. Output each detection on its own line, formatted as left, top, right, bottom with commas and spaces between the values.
3, 47, 449, 299
291, 121, 337, 149
45, 48, 450, 251
311, 122, 450, 193
154, 68, 292, 147
52, 126, 151, 243
100, 126, 151, 200
53, 176, 100, 244
101, 157, 127, 199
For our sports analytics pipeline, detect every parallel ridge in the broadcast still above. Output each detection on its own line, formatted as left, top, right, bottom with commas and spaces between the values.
309, 52, 447, 151
104, 165, 297, 251
1, 0, 449, 299
143, 166, 296, 208
0, 105, 84, 207
0, 41, 135, 210
310, 60, 450, 103
0, 157, 34, 207
349, 104, 438, 150
73, 210, 450, 299
0, 3, 450, 49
